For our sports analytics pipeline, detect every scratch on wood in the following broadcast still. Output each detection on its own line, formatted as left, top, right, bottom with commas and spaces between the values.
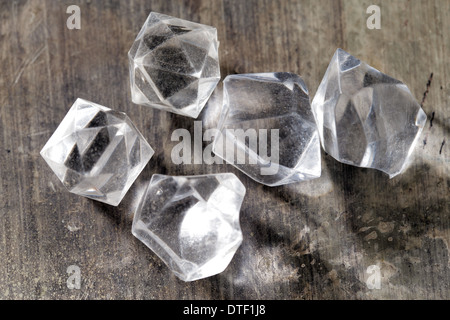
335, 210, 347, 221
439, 139, 445, 155
421, 72, 433, 107
13, 45, 47, 86
28, 130, 51, 137
429, 111, 435, 127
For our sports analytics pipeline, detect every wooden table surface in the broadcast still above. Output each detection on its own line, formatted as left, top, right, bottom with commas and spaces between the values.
0, 0, 449, 300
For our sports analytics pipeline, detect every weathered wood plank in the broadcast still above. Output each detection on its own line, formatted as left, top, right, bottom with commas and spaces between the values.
0, 0, 448, 299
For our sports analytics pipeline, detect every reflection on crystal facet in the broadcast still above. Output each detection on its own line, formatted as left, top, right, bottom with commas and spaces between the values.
40, 99, 154, 206
129, 12, 220, 118
213, 73, 321, 186
311, 49, 427, 178
132, 173, 245, 281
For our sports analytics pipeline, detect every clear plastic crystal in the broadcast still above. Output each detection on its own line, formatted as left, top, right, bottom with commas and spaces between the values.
132, 173, 245, 281
311, 49, 427, 178
213, 73, 321, 186
128, 12, 220, 118
40, 98, 154, 206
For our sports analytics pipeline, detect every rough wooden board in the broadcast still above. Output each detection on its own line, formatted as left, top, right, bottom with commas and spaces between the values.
0, 0, 448, 299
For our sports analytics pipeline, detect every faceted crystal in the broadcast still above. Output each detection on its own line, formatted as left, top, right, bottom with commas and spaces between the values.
311, 49, 427, 178
132, 173, 245, 281
128, 12, 220, 118
213, 73, 321, 187
40, 98, 154, 206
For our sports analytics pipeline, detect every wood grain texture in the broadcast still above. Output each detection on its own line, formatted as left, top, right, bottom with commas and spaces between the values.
0, 0, 448, 299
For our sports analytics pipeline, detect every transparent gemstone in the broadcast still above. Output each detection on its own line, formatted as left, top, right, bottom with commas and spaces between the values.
40, 98, 154, 206
311, 49, 427, 178
213, 73, 321, 186
129, 12, 220, 118
132, 173, 245, 281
